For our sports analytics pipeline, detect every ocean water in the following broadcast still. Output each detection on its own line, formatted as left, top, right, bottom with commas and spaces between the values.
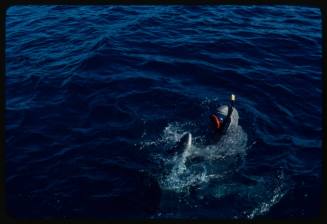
5, 5, 322, 219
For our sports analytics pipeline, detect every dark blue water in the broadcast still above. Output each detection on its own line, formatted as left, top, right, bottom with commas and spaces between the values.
5, 5, 322, 219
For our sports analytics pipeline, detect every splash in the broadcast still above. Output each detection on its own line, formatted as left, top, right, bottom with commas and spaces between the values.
246, 170, 290, 219
139, 104, 290, 219
158, 108, 248, 192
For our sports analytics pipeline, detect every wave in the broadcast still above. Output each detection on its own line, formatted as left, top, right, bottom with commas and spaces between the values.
5, 5, 322, 219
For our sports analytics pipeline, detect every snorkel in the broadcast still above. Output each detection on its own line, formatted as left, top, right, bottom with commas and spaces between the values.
230, 94, 236, 107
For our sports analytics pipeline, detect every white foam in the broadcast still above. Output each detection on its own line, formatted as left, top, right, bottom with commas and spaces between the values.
158, 108, 248, 192
139, 101, 291, 218
246, 171, 290, 219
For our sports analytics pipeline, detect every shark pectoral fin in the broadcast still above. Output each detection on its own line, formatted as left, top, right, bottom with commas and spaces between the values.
179, 132, 192, 150
168, 132, 192, 155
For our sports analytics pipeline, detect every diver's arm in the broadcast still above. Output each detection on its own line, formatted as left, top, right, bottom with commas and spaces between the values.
222, 94, 236, 133
226, 94, 235, 120
221, 105, 233, 133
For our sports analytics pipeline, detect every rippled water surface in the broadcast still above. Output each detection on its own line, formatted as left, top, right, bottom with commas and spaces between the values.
5, 5, 322, 219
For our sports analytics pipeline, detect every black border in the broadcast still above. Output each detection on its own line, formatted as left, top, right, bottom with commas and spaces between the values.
1, 0, 326, 223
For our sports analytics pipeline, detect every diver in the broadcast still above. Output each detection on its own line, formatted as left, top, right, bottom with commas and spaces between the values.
181, 94, 238, 165
167, 94, 237, 157
209, 94, 236, 142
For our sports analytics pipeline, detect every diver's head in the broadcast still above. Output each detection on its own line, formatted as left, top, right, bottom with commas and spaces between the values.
210, 105, 229, 130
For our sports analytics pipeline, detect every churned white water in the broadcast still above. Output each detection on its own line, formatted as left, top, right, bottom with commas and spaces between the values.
140, 105, 290, 218
158, 108, 248, 192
